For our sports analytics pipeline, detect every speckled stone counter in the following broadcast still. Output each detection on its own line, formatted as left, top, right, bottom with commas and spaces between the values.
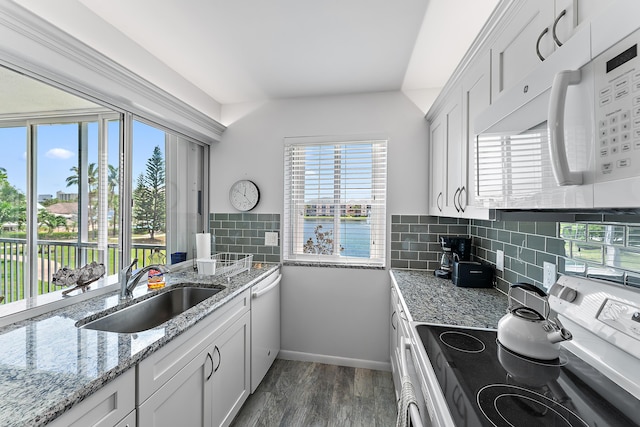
390, 269, 508, 329
0, 264, 279, 427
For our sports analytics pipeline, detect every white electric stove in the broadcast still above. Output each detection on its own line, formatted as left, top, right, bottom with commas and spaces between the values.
410, 275, 640, 426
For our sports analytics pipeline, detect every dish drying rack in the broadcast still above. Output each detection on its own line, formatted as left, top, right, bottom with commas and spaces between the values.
198, 252, 253, 280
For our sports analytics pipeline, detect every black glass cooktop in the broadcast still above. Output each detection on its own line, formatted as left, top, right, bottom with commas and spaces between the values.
416, 324, 640, 427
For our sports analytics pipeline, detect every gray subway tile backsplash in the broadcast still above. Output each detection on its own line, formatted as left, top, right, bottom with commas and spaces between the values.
210, 213, 281, 263
391, 214, 640, 292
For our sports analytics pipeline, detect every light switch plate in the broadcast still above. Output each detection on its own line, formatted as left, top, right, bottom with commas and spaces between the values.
544, 262, 556, 289
496, 250, 504, 271
265, 231, 278, 246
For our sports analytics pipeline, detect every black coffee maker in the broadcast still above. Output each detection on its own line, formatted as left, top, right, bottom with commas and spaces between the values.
434, 236, 472, 279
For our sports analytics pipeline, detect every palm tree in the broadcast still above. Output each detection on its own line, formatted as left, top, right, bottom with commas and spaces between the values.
108, 164, 119, 236
67, 163, 98, 236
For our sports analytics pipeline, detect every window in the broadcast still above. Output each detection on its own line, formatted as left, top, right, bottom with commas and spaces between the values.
0, 64, 208, 307
284, 138, 387, 266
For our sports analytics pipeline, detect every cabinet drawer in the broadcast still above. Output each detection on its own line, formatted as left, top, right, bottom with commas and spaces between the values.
49, 369, 135, 427
137, 288, 250, 403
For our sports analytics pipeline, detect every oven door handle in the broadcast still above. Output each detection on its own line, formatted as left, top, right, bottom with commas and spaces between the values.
399, 337, 425, 427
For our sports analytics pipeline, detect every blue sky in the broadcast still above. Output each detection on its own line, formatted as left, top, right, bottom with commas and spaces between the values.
0, 120, 164, 197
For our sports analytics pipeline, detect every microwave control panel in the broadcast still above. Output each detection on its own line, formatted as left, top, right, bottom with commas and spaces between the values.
594, 28, 640, 182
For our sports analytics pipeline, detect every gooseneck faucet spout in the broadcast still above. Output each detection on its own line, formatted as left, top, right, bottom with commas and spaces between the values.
119, 258, 170, 300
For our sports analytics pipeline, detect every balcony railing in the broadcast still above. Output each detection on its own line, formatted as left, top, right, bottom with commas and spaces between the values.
0, 238, 167, 304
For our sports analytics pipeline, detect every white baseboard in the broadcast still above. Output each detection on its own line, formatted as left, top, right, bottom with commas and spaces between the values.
278, 349, 391, 372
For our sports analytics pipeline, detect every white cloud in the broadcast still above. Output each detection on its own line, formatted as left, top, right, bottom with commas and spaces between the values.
46, 148, 74, 159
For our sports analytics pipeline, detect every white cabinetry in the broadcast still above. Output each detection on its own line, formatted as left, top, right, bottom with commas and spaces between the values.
210, 311, 250, 427
389, 283, 410, 398
429, 113, 446, 215
138, 345, 212, 426
138, 289, 251, 427
461, 52, 492, 217
491, 0, 600, 102
48, 369, 135, 427
429, 87, 463, 217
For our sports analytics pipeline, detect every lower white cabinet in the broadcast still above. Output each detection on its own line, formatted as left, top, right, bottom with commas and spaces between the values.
116, 410, 136, 427
137, 288, 251, 427
138, 311, 250, 427
48, 369, 135, 427
210, 311, 250, 427
138, 345, 212, 426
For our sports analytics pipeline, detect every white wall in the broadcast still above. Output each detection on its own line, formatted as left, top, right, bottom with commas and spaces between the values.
210, 90, 429, 368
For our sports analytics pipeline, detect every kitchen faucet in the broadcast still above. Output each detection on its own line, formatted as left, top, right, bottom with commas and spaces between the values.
119, 258, 170, 300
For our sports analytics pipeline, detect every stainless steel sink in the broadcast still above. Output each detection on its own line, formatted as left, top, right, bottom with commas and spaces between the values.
78, 286, 222, 333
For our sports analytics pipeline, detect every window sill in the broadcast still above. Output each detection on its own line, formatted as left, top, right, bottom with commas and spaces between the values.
0, 278, 119, 328
282, 261, 386, 270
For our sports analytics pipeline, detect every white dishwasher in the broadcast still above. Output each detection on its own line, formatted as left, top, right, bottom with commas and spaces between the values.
250, 269, 281, 393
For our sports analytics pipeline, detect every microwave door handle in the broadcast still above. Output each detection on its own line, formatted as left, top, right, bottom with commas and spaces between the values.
548, 69, 583, 185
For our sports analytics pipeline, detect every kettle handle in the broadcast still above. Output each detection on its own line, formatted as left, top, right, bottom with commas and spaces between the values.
510, 282, 547, 297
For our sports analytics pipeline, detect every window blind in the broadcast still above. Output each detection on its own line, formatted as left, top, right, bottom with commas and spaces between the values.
283, 139, 387, 266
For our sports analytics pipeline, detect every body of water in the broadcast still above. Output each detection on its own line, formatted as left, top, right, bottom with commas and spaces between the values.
303, 218, 370, 258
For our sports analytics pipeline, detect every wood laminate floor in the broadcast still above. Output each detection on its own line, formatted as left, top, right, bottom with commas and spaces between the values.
230, 359, 397, 427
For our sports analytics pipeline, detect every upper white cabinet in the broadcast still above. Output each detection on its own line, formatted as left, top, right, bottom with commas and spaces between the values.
491, 0, 600, 102
429, 114, 446, 215
461, 52, 492, 218
426, 0, 608, 218
429, 87, 463, 217
491, 1, 555, 101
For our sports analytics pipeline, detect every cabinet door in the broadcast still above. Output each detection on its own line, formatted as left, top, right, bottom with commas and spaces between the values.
389, 285, 400, 395
138, 347, 212, 427
491, 1, 555, 100
444, 89, 463, 215
115, 410, 136, 427
555, 0, 609, 46
210, 311, 251, 427
48, 369, 135, 427
461, 52, 492, 215
429, 114, 446, 215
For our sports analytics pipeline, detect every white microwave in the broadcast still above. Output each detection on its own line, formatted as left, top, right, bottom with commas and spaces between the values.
475, 19, 640, 210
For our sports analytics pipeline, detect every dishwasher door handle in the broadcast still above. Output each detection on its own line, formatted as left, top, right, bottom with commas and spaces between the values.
252, 274, 282, 299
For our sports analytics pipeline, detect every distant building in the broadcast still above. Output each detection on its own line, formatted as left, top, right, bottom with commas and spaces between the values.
304, 200, 371, 217
38, 194, 53, 202
56, 190, 78, 202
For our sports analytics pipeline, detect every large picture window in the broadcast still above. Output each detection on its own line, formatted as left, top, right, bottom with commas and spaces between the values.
0, 64, 208, 307
284, 138, 387, 266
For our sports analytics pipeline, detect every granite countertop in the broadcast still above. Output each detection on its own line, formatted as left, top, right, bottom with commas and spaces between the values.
0, 264, 279, 427
390, 269, 508, 329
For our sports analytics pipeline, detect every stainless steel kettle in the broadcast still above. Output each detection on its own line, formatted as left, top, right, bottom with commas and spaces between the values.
497, 283, 572, 360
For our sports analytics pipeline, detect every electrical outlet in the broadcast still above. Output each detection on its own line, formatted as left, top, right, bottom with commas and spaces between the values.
265, 231, 279, 246
496, 250, 504, 272
544, 262, 556, 289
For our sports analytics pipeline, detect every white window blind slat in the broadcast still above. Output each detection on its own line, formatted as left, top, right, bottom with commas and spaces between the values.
284, 139, 387, 266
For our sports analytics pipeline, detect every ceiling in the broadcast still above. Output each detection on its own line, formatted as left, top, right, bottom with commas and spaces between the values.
13, 0, 498, 117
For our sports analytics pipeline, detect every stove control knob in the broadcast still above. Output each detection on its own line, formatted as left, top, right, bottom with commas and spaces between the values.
632, 312, 640, 323
558, 286, 578, 303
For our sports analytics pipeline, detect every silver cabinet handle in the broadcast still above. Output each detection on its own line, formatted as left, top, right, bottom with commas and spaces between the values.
436, 192, 443, 212
206, 352, 214, 381
391, 311, 397, 330
458, 186, 466, 213
552, 9, 567, 47
213, 345, 221, 372
536, 27, 549, 61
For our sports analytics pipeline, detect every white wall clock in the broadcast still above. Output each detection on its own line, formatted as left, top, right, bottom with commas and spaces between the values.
229, 179, 260, 211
